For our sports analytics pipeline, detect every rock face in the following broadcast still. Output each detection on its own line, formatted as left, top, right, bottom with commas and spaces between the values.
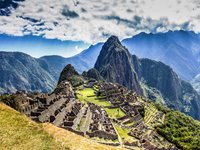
82, 68, 104, 81
93, 36, 200, 120
139, 58, 200, 120
0, 52, 56, 93
94, 36, 143, 95
122, 30, 200, 81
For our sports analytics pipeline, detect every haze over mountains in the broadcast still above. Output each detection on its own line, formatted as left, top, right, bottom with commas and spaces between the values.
1, 30, 200, 95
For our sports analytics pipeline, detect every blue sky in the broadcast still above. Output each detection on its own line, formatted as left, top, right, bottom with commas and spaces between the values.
0, 34, 89, 57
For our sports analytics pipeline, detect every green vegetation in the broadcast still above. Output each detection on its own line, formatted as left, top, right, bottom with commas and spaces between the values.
0, 103, 68, 150
156, 111, 200, 150
71, 75, 85, 87
154, 102, 171, 114
104, 108, 125, 118
77, 88, 111, 107
114, 124, 135, 142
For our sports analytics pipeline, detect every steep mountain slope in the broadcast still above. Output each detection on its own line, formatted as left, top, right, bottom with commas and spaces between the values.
93, 36, 200, 120
1, 30, 200, 94
0, 52, 56, 94
94, 36, 143, 94
29, 31, 200, 94
122, 30, 200, 81
139, 58, 200, 120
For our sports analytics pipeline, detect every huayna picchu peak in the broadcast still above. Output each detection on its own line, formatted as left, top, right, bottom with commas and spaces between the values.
95, 36, 143, 95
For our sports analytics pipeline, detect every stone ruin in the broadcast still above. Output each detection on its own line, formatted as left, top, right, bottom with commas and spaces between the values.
12, 80, 177, 149
86, 103, 118, 140
15, 81, 119, 142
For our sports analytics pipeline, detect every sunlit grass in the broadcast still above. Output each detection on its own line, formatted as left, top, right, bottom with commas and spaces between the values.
0, 103, 68, 150
77, 88, 111, 107
104, 108, 125, 118
114, 124, 136, 143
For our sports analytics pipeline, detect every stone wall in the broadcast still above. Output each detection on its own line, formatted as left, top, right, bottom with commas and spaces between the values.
86, 130, 118, 140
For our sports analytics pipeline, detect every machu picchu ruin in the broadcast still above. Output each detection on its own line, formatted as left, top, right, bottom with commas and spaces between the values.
0, 64, 181, 150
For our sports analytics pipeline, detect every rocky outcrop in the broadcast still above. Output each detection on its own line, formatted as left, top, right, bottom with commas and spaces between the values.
82, 68, 104, 81
94, 36, 143, 95
58, 64, 79, 84
58, 64, 84, 87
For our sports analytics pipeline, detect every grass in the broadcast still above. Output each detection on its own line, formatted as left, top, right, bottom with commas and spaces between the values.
77, 88, 111, 107
0, 103, 68, 150
0, 103, 127, 150
104, 108, 125, 118
114, 124, 136, 143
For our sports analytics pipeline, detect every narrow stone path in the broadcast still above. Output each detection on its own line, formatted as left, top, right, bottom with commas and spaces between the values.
72, 107, 86, 130
81, 108, 92, 135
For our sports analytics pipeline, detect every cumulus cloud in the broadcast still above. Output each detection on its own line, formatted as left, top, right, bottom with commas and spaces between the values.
0, 0, 199, 43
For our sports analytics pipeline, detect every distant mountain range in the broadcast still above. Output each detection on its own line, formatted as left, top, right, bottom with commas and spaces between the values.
1, 30, 200, 94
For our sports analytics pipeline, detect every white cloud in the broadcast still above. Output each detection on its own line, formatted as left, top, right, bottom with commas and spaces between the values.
0, 0, 200, 43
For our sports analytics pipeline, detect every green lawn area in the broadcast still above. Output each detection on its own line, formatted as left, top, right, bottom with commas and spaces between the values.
77, 88, 111, 107
114, 124, 136, 143
104, 108, 125, 118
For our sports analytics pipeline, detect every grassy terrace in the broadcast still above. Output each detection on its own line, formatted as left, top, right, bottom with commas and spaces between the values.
144, 103, 158, 125
104, 108, 125, 118
76, 87, 138, 146
114, 124, 136, 143
77, 88, 126, 118
77, 88, 111, 107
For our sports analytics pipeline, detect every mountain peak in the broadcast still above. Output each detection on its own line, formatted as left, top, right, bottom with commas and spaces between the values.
94, 36, 143, 94
106, 35, 120, 43
58, 64, 79, 84
104, 36, 122, 48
